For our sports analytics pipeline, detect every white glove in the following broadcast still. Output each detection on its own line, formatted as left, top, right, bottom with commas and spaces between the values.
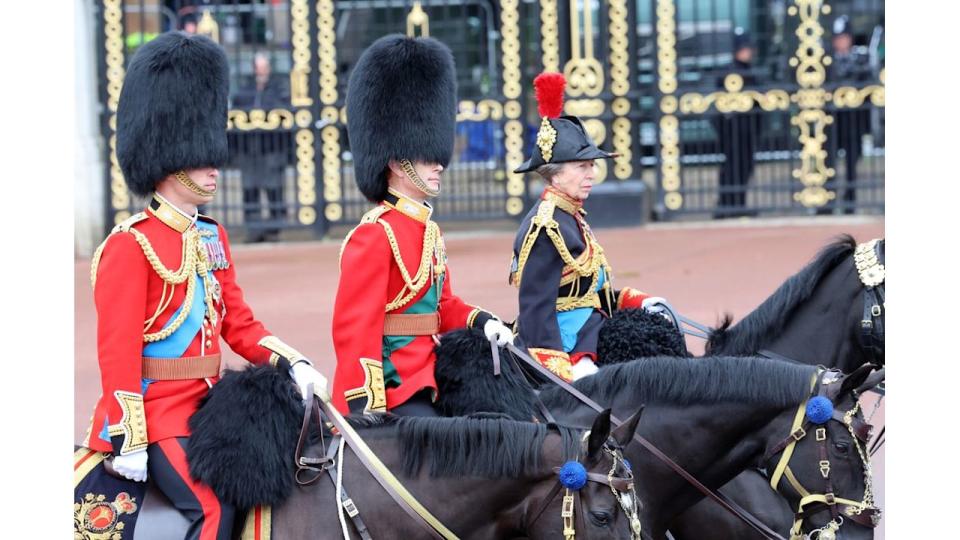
641, 296, 679, 326
291, 360, 331, 402
571, 358, 600, 381
641, 296, 668, 311
483, 319, 514, 346
112, 450, 148, 482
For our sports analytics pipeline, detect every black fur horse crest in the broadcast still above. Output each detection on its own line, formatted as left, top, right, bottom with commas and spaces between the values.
434, 309, 688, 418
187, 364, 303, 509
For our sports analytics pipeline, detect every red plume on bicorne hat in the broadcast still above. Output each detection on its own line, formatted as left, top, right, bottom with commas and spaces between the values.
534, 72, 566, 119
532, 72, 565, 163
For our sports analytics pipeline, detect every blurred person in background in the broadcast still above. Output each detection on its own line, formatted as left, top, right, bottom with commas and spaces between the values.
232, 52, 291, 241
713, 28, 760, 219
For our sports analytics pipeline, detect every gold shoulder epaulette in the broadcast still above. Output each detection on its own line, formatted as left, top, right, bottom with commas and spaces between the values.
113, 212, 148, 233
90, 212, 149, 287
338, 206, 390, 267
513, 200, 560, 287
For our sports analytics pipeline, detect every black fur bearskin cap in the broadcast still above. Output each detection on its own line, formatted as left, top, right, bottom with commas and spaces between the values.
346, 34, 457, 202
116, 31, 230, 197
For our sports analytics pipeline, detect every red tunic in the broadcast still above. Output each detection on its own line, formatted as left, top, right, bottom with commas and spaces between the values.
84, 197, 301, 454
332, 190, 493, 414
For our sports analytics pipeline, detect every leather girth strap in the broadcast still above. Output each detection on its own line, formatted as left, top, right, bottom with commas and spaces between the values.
502, 342, 787, 540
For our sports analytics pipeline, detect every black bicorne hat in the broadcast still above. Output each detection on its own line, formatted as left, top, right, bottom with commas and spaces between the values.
346, 34, 457, 202
116, 32, 230, 197
514, 72, 616, 174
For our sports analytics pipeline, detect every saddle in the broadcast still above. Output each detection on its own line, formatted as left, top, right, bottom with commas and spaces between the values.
74, 447, 191, 539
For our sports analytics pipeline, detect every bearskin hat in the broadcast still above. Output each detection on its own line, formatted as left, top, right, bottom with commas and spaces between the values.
346, 34, 457, 202
116, 32, 230, 197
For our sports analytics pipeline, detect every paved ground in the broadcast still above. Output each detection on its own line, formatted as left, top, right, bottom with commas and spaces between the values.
73, 215, 885, 535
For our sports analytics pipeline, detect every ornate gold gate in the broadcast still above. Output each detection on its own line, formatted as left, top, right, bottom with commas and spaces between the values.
654, 0, 885, 218
97, 0, 884, 237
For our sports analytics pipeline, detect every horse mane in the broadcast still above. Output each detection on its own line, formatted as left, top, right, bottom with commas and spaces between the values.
705, 235, 857, 355
540, 356, 817, 414
347, 414, 580, 478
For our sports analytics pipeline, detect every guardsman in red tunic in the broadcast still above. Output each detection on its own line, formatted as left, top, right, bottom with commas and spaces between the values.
81, 32, 327, 540
332, 35, 513, 416
510, 73, 671, 382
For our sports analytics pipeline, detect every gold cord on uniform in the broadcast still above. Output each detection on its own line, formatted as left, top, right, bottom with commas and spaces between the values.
339, 204, 446, 313
92, 224, 219, 343
513, 199, 613, 312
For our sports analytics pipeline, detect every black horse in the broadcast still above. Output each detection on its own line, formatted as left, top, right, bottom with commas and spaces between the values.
670, 236, 885, 539
76, 364, 645, 540
705, 235, 885, 370
536, 356, 882, 540
265, 409, 644, 539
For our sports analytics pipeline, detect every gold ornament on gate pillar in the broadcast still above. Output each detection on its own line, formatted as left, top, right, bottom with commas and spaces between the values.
317, 0, 341, 223
500, 0, 525, 215
656, 0, 681, 210
788, 0, 835, 207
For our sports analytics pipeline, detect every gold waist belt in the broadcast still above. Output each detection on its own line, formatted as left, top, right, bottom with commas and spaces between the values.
383, 313, 440, 336
141, 354, 221, 380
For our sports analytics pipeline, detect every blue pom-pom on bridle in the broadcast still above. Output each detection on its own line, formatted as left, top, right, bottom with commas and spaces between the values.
805, 396, 834, 425
558, 461, 588, 490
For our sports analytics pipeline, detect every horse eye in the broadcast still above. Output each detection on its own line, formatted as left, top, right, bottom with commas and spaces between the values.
834, 442, 850, 454
589, 511, 612, 527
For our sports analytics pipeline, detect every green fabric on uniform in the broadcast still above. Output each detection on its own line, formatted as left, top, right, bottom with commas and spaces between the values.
381, 274, 444, 388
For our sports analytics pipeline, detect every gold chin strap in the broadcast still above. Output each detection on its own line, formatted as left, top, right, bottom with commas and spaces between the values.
175, 170, 217, 197
400, 159, 440, 197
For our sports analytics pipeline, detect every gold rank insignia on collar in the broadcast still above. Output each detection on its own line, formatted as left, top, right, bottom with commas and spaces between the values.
384, 187, 433, 223
149, 194, 196, 233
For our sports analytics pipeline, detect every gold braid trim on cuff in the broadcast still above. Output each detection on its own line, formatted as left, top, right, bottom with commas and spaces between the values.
466, 308, 481, 328
259, 336, 307, 367
344, 358, 387, 413
529, 348, 573, 381
106, 391, 148, 455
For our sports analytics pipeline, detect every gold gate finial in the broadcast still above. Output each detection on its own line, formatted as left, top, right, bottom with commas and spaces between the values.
197, 11, 220, 43
407, 2, 430, 37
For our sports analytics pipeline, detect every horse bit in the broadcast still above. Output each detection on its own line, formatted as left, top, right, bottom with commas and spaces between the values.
763, 369, 881, 540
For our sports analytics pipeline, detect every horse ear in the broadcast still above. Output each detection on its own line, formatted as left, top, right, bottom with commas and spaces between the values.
588, 409, 613, 459
838, 364, 873, 396
612, 406, 645, 447
854, 367, 885, 394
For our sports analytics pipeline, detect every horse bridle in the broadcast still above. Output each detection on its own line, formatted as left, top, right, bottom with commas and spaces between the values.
293, 391, 641, 540
854, 239, 885, 366
526, 431, 642, 540
763, 369, 881, 540
498, 340, 790, 540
